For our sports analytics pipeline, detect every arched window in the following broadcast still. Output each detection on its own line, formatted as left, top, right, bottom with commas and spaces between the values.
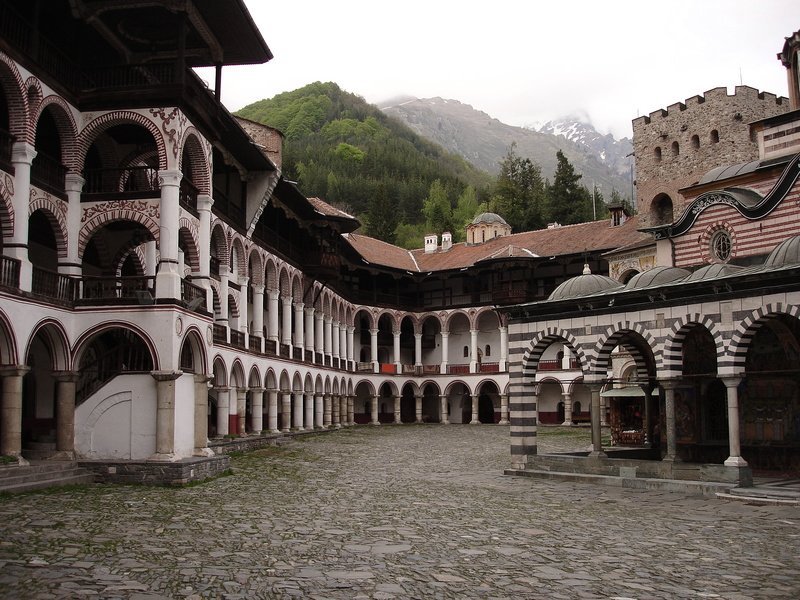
710, 130, 719, 144
691, 134, 700, 149
485, 344, 491, 357
463, 345, 469, 358
671, 141, 679, 156
654, 146, 662, 162
710, 229, 732, 262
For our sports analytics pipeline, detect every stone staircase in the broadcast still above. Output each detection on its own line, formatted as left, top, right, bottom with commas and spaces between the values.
0, 461, 95, 494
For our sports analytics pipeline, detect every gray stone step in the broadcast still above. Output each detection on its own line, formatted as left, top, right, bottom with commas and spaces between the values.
0, 462, 95, 493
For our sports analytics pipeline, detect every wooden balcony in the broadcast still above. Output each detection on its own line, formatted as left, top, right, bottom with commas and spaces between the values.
82, 166, 159, 201
0, 256, 20, 289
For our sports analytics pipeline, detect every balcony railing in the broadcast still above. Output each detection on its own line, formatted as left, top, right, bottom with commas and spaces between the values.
538, 360, 561, 371
213, 324, 227, 345
81, 275, 154, 304
0, 256, 20, 288
229, 329, 246, 349
31, 153, 67, 199
356, 362, 373, 372
82, 166, 159, 200
181, 278, 206, 312
31, 267, 77, 302
264, 339, 277, 355
179, 178, 199, 215
448, 364, 470, 375
479, 362, 499, 373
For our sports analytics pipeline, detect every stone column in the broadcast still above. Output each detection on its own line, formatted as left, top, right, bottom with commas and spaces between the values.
52, 372, 78, 459
323, 393, 331, 428
193, 374, 213, 456
661, 381, 679, 462
499, 326, 509, 371
393, 395, 401, 424
440, 395, 450, 425
8, 143, 36, 291
414, 333, 423, 367
314, 393, 323, 428
332, 321, 341, 361
281, 296, 293, 346
280, 391, 291, 433
62, 174, 84, 280
469, 329, 479, 373
370, 328, 379, 372
0, 366, 29, 463
440, 332, 449, 373
251, 285, 265, 349
305, 308, 316, 358
267, 289, 280, 343
347, 395, 354, 426
196, 194, 213, 281
600, 395, 608, 428
415, 395, 423, 423
470, 394, 480, 424
509, 380, 537, 470
324, 316, 333, 360
216, 387, 229, 436
347, 326, 355, 365
218, 266, 230, 336
332, 394, 341, 428
723, 377, 748, 467
155, 170, 182, 300
370, 395, 380, 425
499, 393, 510, 425
393, 331, 401, 371
239, 277, 249, 345
294, 302, 305, 351
236, 388, 247, 435
340, 326, 348, 368
151, 370, 182, 460
304, 391, 314, 430
588, 383, 606, 458
267, 388, 279, 433
251, 387, 265, 433
315, 312, 325, 356
293, 391, 304, 430
562, 393, 573, 426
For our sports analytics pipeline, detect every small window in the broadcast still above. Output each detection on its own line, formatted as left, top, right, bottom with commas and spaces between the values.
654, 147, 662, 162
463, 346, 469, 358
710, 229, 732, 262
485, 344, 491, 357
691, 134, 700, 149
671, 141, 679, 156
710, 130, 719, 144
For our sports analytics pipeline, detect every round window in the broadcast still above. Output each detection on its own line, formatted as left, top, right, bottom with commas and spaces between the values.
710, 230, 732, 262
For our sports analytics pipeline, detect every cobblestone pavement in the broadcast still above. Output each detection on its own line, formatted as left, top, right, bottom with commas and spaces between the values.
1, 425, 799, 599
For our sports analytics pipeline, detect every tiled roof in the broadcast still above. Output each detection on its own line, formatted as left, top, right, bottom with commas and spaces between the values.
344, 216, 651, 273
307, 197, 357, 220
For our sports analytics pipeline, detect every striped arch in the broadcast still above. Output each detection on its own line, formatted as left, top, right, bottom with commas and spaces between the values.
26, 318, 71, 371
28, 193, 68, 259
181, 326, 208, 376
112, 242, 146, 277
0, 308, 19, 365
229, 234, 246, 277
24, 77, 42, 120
0, 172, 15, 242
230, 359, 246, 388
727, 303, 800, 372
178, 217, 200, 273
76, 111, 167, 172
212, 355, 228, 387
698, 220, 737, 264
210, 221, 229, 267
353, 307, 375, 330
0, 51, 29, 139
265, 258, 278, 291
521, 328, 586, 380
32, 95, 78, 169
72, 321, 160, 372
247, 248, 264, 287
278, 267, 291, 297
78, 201, 159, 259
227, 292, 240, 319
291, 273, 303, 302
178, 128, 211, 195
662, 313, 726, 376
593, 321, 659, 379
445, 309, 471, 332
248, 365, 262, 388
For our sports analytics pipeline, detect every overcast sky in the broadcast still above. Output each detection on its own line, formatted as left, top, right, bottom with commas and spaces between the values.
202, 1, 799, 139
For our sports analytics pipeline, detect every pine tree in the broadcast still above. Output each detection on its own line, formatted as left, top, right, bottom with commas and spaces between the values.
547, 151, 593, 225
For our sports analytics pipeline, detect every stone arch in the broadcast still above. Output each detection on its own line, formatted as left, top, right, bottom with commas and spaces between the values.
28, 199, 68, 260
521, 328, 586, 379
593, 322, 659, 380
230, 359, 246, 389
178, 128, 211, 195
0, 172, 15, 242
77, 111, 167, 172
264, 368, 277, 390
72, 321, 159, 372
0, 308, 18, 365
278, 267, 291, 297
291, 273, 303, 303
32, 95, 78, 168
78, 201, 160, 259
247, 248, 264, 287
227, 292, 240, 319
727, 303, 800, 373
265, 258, 278, 291
353, 307, 375, 330
248, 365, 262, 388
0, 51, 29, 139
229, 235, 246, 277
649, 192, 674, 226
179, 326, 208, 375
445, 309, 471, 332
210, 221, 228, 268
212, 355, 228, 387
178, 218, 201, 273
24, 77, 42, 117
662, 314, 725, 376
376, 309, 400, 332
26, 318, 71, 371
304, 373, 314, 392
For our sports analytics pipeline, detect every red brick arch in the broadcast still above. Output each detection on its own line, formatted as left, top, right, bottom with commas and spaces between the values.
0, 51, 29, 140
28, 190, 68, 259
179, 128, 211, 195
32, 95, 79, 170
76, 111, 168, 172
78, 200, 160, 259
0, 172, 15, 242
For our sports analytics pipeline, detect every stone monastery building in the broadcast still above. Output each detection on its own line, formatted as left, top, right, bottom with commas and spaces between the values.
0, 1, 798, 489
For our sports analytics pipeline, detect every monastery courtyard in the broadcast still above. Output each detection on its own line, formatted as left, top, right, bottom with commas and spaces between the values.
0, 427, 798, 600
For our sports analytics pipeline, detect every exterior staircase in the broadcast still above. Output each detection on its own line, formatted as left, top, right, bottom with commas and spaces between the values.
0, 461, 95, 494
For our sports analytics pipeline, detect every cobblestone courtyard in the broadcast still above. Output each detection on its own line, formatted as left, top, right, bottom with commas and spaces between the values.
0, 425, 798, 599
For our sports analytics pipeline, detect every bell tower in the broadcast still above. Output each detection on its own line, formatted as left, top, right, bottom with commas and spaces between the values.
779, 30, 800, 110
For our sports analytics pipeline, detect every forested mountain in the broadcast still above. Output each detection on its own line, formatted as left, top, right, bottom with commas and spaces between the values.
236, 82, 491, 246
379, 97, 632, 201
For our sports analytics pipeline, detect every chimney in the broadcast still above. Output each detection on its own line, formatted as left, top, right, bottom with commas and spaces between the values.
424, 234, 438, 254
441, 232, 452, 251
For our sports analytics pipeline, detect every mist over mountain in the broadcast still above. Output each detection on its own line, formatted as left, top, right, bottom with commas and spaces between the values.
379, 97, 633, 200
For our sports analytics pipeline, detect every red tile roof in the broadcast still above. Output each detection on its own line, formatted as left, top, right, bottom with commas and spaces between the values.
344, 216, 651, 272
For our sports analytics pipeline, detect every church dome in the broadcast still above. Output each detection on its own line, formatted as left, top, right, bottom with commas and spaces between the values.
471, 212, 509, 226
764, 235, 800, 268
548, 265, 623, 301
684, 263, 744, 282
623, 266, 691, 290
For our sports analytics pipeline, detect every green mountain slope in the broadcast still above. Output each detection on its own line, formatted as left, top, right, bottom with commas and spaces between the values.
236, 82, 491, 242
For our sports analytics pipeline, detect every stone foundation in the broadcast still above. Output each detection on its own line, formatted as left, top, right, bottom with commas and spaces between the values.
79, 455, 230, 486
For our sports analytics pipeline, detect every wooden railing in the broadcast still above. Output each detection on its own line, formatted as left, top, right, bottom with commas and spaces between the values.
81, 275, 154, 303
31, 153, 67, 198
213, 324, 227, 345
181, 278, 206, 311
82, 166, 159, 198
0, 256, 20, 288
479, 362, 500, 373
179, 178, 199, 215
447, 364, 470, 375
31, 267, 77, 302
229, 329, 245, 349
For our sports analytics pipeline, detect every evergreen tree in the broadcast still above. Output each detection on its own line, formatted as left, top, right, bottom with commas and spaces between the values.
548, 150, 593, 225
452, 185, 479, 241
488, 144, 546, 232
423, 179, 454, 234
366, 184, 398, 243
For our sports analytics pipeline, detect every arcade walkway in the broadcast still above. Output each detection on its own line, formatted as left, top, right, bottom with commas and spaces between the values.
0, 426, 797, 598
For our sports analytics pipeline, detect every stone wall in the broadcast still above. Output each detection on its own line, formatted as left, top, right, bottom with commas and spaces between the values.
80, 455, 230, 486
632, 86, 788, 228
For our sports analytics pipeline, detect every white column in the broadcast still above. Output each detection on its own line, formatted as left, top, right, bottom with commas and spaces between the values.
315, 312, 325, 355
499, 326, 509, 371
251, 387, 264, 433
440, 332, 449, 373
562, 393, 573, 426
314, 393, 323, 428
216, 387, 229, 436
293, 391, 304, 430
415, 395, 422, 423
267, 388, 279, 433
324, 316, 333, 359
469, 329, 479, 373
370, 395, 380, 425
252, 285, 264, 349
347, 326, 355, 363
499, 394, 510, 425
414, 333, 423, 367
370, 328, 379, 371
193, 374, 213, 456
267, 289, 280, 343
8, 143, 36, 291
294, 302, 305, 350
440, 395, 450, 424
197, 195, 213, 279
305, 307, 315, 355
340, 326, 348, 367
281, 296, 293, 346
393, 331, 401, 371
332, 321, 340, 360
155, 169, 182, 300
723, 377, 748, 467
236, 388, 247, 435
470, 394, 480, 425
62, 174, 84, 278
304, 392, 314, 430
280, 391, 291, 433
239, 277, 249, 341
151, 371, 181, 460
218, 266, 230, 329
